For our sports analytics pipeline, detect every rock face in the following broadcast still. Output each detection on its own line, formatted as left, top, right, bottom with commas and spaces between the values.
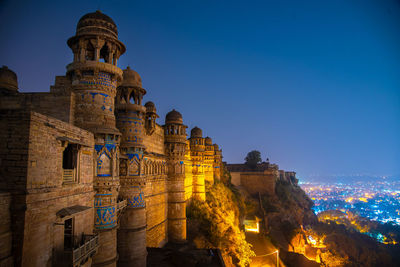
254, 179, 400, 267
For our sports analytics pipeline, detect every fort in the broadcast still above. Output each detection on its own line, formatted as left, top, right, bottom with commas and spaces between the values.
0, 11, 223, 267
226, 161, 298, 196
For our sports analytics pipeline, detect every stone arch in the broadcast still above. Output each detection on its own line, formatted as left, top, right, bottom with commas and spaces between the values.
100, 43, 110, 63
86, 41, 95, 61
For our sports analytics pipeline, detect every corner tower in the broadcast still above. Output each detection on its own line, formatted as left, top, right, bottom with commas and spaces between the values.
66, 11, 126, 267
115, 67, 147, 266
213, 144, 223, 181
0, 66, 19, 95
190, 127, 206, 201
204, 137, 215, 185
164, 110, 187, 242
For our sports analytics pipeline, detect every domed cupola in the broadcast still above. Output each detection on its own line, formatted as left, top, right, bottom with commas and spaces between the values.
205, 137, 212, 145
144, 101, 156, 113
76, 10, 118, 39
190, 127, 202, 138
67, 10, 126, 66
121, 66, 142, 88
165, 109, 183, 124
0, 66, 18, 92
116, 66, 146, 106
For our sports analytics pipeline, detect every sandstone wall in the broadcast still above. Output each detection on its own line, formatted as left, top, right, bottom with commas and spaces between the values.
0, 110, 95, 267
144, 175, 168, 247
143, 124, 165, 155
0, 109, 33, 266
0, 192, 13, 266
0, 93, 74, 124
230, 172, 241, 186
23, 112, 95, 267
239, 172, 276, 196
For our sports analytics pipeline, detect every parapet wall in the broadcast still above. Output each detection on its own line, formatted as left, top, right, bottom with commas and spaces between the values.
143, 124, 165, 155
239, 172, 276, 196
227, 163, 296, 196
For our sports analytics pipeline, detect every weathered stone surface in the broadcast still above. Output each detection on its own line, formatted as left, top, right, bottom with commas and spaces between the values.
0, 10, 225, 267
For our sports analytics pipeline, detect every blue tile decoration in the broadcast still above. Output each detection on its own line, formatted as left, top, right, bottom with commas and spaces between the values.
94, 193, 116, 229
127, 186, 145, 208
95, 206, 116, 229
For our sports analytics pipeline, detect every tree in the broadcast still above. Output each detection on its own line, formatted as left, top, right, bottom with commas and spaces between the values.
244, 150, 261, 169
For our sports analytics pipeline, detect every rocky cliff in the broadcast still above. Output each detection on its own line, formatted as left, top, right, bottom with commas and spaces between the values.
258, 179, 400, 267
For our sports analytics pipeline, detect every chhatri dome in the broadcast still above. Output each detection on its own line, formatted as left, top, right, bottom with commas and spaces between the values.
67, 10, 126, 56
191, 127, 202, 138
145, 101, 156, 113
76, 10, 118, 38
121, 66, 142, 88
0, 66, 18, 91
165, 109, 183, 124
205, 137, 212, 145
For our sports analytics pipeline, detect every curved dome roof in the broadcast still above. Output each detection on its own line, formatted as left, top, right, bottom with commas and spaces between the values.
121, 66, 142, 87
213, 144, 219, 150
0, 66, 18, 91
165, 109, 183, 124
205, 137, 213, 145
76, 10, 118, 39
145, 101, 156, 113
191, 127, 202, 138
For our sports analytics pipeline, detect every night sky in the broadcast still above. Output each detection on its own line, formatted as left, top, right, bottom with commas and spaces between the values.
1, 0, 399, 179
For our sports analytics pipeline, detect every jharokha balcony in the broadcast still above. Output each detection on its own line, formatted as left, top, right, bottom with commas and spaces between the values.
63, 234, 99, 267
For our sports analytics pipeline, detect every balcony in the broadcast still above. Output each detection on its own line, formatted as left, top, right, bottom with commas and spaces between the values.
64, 234, 99, 267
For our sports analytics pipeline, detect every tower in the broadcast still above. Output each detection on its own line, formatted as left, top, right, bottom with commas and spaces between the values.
0, 66, 19, 95
66, 11, 125, 267
144, 101, 158, 135
115, 67, 147, 266
213, 144, 223, 181
204, 137, 215, 185
164, 110, 187, 242
184, 139, 193, 201
190, 127, 206, 201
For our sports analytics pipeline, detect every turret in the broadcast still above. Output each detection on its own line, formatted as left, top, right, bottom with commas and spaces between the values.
67, 10, 125, 133
184, 139, 193, 201
204, 137, 215, 184
189, 127, 206, 201
66, 11, 125, 267
213, 144, 223, 181
164, 109, 187, 242
116, 67, 147, 266
144, 101, 158, 135
0, 66, 19, 95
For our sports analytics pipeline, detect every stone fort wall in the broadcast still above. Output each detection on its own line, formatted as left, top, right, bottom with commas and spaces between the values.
142, 124, 168, 247
227, 163, 296, 196
0, 110, 95, 267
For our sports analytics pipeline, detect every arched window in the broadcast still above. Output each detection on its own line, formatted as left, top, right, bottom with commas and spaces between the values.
100, 44, 109, 63
129, 91, 135, 104
86, 42, 95, 61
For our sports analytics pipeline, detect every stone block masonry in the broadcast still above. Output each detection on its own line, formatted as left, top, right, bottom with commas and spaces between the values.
0, 10, 225, 267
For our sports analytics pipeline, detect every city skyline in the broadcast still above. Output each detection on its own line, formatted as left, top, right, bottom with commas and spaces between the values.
1, 0, 399, 178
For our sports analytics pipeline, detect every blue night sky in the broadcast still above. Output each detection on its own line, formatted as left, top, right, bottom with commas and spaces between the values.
1, 0, 399, 179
